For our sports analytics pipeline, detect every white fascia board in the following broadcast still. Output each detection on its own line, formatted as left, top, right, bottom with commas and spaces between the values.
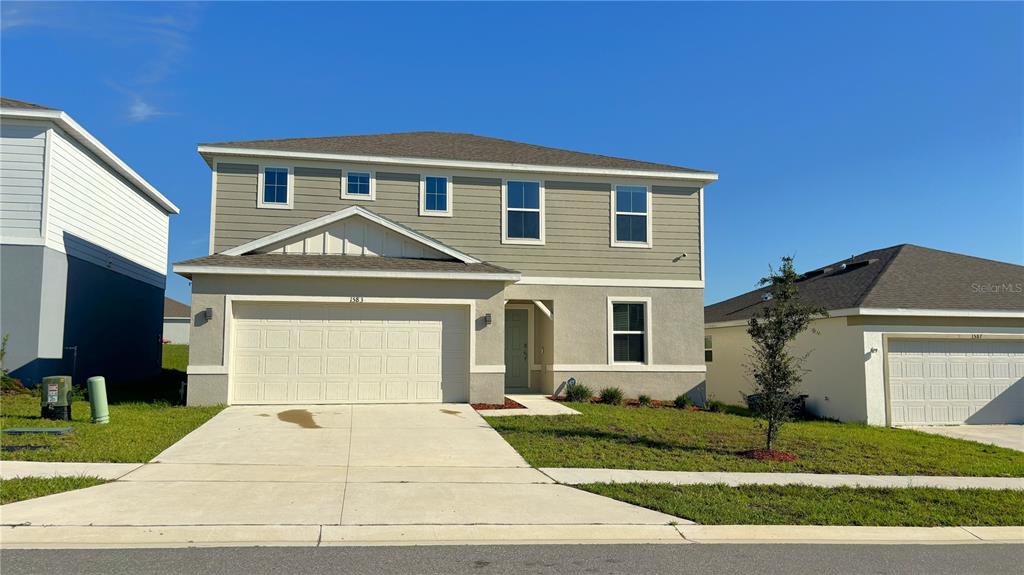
705, 307, 1024, 329
839, 307, 1024, 319
173, 264, 520, 282
518, 276, 703, 288
1, 107, 179, 214
197, 145, 719, 183
220, 205, 480, 263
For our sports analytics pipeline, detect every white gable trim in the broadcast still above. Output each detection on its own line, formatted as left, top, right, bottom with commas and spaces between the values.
220, 205, 481, 263
1, 107, 179, 214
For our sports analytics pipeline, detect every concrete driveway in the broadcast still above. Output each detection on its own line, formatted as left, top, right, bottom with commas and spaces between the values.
910, 425, 1023, 452
0, 404, 681, 531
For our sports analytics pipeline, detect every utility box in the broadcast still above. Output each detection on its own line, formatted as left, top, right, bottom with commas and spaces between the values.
41, 376, 73, 421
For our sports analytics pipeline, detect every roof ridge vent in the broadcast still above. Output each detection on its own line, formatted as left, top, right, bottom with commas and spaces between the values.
838, 258, 879, 272
797, 266, 832, 282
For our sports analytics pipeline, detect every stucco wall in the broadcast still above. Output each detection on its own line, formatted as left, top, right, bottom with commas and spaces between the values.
705, 317, 869, 422
186, 274, 508, 405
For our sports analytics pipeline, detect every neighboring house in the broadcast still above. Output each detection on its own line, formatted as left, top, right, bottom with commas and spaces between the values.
0, 97, 179, 385
163, 297, 191, 345
174, 132, 717, 406
705, 245, 1023, 426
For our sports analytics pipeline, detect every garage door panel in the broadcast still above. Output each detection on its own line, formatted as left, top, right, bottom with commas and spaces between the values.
324, 382, 350, 401
230, 303, 467, 404
889, 339, 1024, 425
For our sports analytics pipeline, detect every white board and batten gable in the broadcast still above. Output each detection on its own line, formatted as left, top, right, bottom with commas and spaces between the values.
0, 103, 179, 288
223, 206, 478, 262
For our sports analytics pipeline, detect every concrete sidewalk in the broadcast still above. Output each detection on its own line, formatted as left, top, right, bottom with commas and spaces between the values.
478, 394, 581, 417
0, 404, 682, 548
540, 468, 1024, 490
0, 462, 142, 480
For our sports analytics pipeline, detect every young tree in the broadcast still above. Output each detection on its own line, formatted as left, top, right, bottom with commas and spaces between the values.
746, 256, 827, 452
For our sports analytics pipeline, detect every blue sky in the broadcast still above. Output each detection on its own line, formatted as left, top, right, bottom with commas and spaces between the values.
3, 2, 1021, 305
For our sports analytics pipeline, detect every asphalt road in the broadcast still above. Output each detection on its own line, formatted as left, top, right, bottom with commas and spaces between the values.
3, 544, 1023, 575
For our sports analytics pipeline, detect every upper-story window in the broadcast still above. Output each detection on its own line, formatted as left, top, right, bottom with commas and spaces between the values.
503, 180, 544, 244
258, 166, 292, 209
419, 175, 452, 217
611, 185, 650, 247
342, 170, 375, 200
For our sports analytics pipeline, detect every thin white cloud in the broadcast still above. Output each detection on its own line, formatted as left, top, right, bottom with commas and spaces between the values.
128, 99, 163, 122
2, 2, 201, 122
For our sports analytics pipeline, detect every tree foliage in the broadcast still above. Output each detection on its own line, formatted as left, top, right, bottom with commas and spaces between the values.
746, 256, 827, 451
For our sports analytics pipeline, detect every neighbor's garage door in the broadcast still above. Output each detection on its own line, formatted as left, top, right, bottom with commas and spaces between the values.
888, 339, 1024, 425
230, 303, 468, 404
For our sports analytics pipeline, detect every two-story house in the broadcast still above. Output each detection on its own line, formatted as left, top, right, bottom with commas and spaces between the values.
0, 97, 179, 385
175, 132, 717, 406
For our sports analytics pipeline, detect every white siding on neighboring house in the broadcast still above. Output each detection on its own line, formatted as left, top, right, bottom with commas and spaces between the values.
45, 126, 168, 287
0, 120, 47, 240
163, 317, 190, 345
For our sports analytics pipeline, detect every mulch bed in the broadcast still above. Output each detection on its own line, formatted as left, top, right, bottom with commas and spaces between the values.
549, 396, 701, 411
471, 397, 527, 410
741, 449, 798, 462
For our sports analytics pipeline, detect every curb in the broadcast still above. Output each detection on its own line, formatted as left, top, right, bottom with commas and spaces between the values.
2, 524, 1021, 549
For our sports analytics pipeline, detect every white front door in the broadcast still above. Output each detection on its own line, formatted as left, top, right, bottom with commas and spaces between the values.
230, 303, 469, 404
888, 338, 1024, 425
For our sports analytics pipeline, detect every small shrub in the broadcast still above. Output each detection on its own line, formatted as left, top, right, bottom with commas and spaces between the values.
637, 394, 652, 407
599, 387, 624, 405
674, 394, 692, 409
564, 383, 593, 403
705, 400, 726, 413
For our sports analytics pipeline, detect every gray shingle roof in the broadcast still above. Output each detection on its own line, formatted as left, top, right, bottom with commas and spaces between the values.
164, 297, 191, 318
200, 131, 713, 175
0, 97, 55, 110
175, 253, 517, 278
705, 244, 1024, 323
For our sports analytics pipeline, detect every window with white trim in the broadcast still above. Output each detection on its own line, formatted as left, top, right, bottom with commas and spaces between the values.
611, 301, 647, 363
420, 175, 452, 216
503, 180, 543, 243
704, 335, 713, 363
258, 166, 292, 209
612, 185, 650, 246
343, 170, 374, 200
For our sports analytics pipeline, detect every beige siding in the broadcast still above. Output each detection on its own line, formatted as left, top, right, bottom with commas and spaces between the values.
213, 160, 702, 280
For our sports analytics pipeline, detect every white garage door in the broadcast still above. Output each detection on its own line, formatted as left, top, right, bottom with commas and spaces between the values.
888, 339, 1024, 425
230, 303, 469, 404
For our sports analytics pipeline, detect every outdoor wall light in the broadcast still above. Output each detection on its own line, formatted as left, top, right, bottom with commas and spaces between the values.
205, 307, 214, 321
484, 313, 492, 326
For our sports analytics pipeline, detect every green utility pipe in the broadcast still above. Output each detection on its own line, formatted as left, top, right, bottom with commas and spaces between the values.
87, 376, 110, 424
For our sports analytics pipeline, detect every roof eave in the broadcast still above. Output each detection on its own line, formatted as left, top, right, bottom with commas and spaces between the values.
173, 264, 521, 283
705, 306, 1024, 328
197, 145, 718, 183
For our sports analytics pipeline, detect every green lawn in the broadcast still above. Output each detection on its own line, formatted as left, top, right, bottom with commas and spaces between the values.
580, 483, 1024, 526
485, 403, 1024, 477
1, 344, 222, 463
0, 476, 108, 505
162, 344, 188, 372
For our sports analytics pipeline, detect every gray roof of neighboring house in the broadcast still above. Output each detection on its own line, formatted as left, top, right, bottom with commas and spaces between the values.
163, 297, 191, 318
0, 97, 55, 110
200, 131, 714, 175
705, 244, 1024, 324
174, 253, 517, 278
